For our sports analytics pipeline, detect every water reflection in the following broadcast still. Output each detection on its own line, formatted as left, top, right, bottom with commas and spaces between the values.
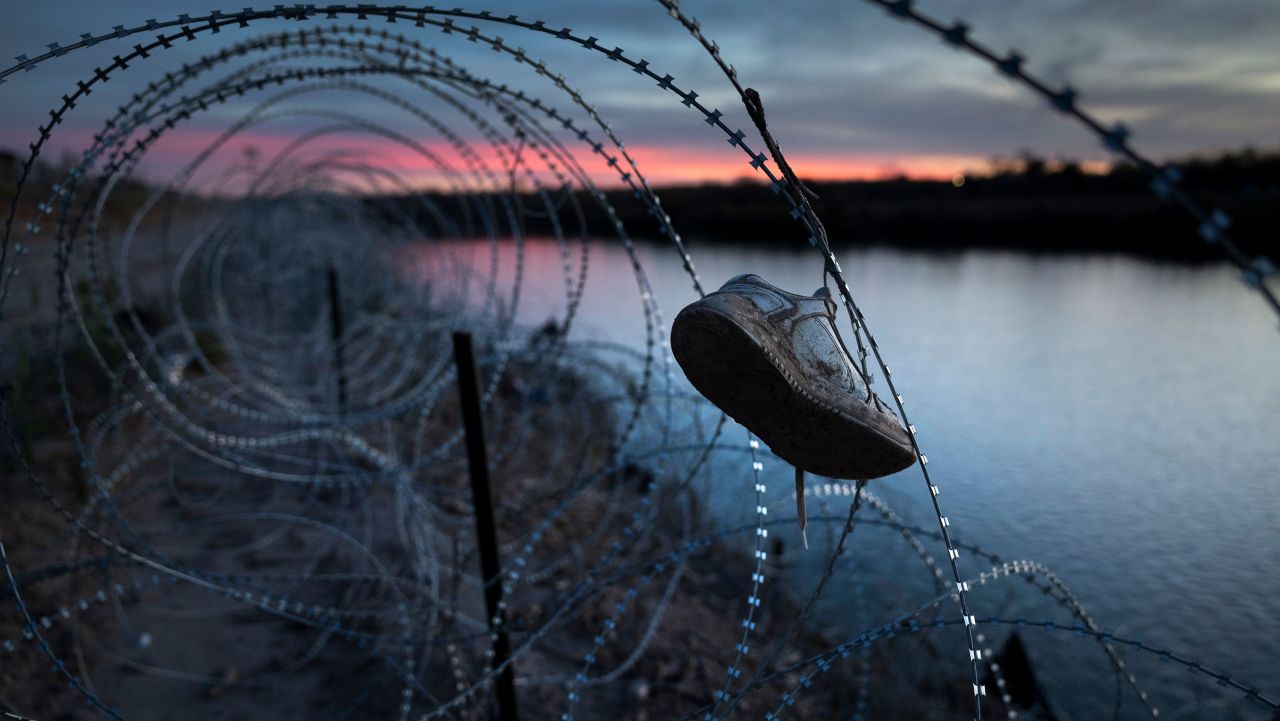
412, 236, 1279, 718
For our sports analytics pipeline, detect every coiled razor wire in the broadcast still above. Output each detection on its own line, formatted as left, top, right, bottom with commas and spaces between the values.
0, 4, 1274, 721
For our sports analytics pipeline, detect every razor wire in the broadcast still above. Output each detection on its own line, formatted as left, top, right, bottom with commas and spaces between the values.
0, 4, 1274, 721
858, 0, 1280, 320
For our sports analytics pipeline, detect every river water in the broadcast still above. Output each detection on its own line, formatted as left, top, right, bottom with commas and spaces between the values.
428, 236, 1279, 720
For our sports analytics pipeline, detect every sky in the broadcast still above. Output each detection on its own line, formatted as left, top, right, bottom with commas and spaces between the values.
1, 0, 1278, 188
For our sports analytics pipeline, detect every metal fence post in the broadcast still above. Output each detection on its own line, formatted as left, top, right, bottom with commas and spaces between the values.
452, 331, 518, 721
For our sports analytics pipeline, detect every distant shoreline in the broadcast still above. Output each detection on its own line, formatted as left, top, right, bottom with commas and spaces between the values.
367, 180, 1276, 262
358, 152, 1279, 261
8, 147, 1276, 262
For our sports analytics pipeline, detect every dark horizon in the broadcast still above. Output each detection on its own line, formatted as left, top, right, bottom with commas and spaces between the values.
9, 143, 1276, 261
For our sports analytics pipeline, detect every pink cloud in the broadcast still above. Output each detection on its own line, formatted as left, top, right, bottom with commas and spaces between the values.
3, 122, 999, 192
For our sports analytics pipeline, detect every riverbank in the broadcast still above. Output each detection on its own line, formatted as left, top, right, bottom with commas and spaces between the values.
0, 304, 925, 719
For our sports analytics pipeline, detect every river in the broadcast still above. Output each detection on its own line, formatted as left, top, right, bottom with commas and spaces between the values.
421, 236, 1279, 720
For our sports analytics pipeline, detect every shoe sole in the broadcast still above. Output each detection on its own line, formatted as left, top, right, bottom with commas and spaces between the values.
671, 299, 915, 480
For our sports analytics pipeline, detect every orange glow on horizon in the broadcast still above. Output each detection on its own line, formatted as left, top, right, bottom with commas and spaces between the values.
612, 145, 992, 186
13, 125, 1094, 191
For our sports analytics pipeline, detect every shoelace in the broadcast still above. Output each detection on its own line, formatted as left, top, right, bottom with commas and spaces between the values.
795, 467, 808, 550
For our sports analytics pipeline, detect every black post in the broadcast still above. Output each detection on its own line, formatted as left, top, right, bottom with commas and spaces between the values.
327, 266, 348, 417
452, 331, 518, 721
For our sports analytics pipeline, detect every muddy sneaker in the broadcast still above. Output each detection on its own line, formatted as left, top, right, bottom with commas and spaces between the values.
671, 274, 916, 481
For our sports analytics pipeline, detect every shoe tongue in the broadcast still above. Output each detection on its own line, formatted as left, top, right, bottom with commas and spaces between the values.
813, 286, 831, 298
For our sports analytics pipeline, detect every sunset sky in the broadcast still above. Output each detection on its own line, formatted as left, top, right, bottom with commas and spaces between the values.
2, 1, 1279, 188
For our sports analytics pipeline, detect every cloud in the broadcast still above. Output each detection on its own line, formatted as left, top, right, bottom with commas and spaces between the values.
0, 0, 1275, 185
